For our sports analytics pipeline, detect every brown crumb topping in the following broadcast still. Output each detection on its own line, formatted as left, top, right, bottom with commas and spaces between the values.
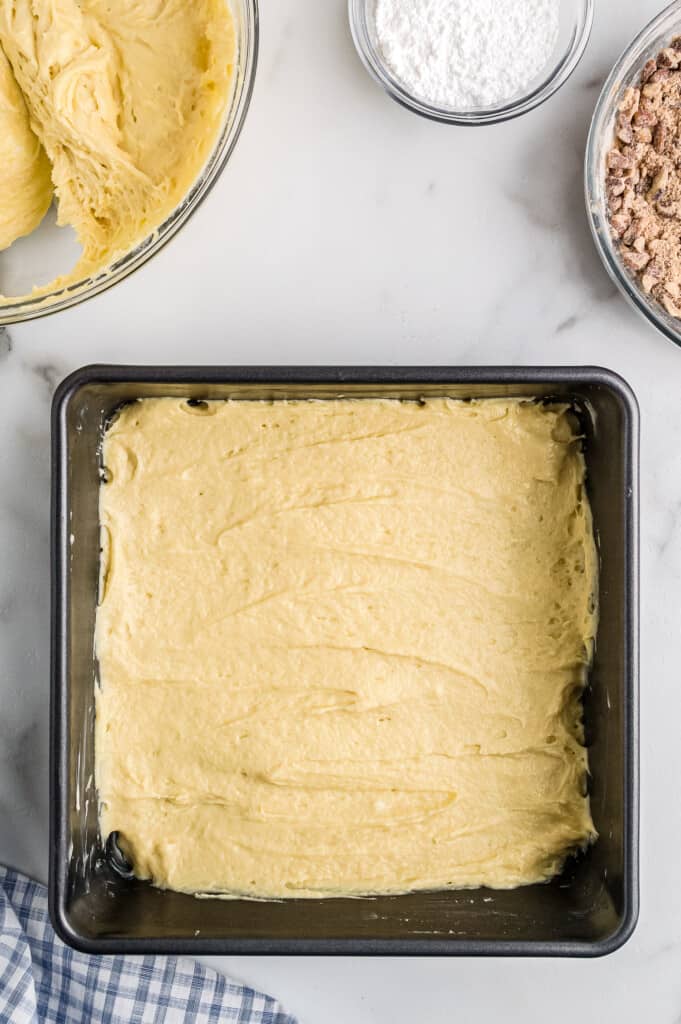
606, 37, 681, 318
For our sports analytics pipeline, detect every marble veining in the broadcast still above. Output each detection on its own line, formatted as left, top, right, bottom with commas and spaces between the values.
0, 1, 678, 1022
0, 327, 11, 359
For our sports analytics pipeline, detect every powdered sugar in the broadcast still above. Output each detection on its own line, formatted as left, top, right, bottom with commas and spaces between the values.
373, 0, 560, 110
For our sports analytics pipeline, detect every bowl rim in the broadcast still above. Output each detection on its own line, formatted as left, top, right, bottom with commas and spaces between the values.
585, 0, 681, 349
0, 0, 260, 326
348, 0, 594, 126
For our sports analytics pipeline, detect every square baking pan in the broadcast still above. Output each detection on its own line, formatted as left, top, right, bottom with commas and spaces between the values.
50, 365, 639, 956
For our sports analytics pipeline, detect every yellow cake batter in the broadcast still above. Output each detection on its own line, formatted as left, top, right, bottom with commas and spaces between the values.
0, 0, 234, 300
95, 397, 598, 898
0, 45, 52, 251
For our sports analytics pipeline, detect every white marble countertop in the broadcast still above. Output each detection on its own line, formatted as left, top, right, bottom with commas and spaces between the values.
1, 1, 679, 1020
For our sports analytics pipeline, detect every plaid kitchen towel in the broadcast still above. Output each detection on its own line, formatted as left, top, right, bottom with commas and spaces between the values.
0, 866, 298, 1024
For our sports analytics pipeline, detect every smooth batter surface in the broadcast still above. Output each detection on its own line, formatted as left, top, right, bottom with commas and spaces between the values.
0, 0, 234, 299
0, 45, 52, 251
96, 398, 598, 898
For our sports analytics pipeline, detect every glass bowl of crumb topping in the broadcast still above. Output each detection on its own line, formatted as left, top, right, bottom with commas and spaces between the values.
0, 0, 258, 325
586, 1, 681, 349
348, 0, 593, 126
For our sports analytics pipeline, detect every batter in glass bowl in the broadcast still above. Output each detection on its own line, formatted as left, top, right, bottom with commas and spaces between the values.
0, 0, 235, 300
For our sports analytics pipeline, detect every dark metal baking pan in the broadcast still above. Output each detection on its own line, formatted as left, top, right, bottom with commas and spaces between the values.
50, 365, 639, 956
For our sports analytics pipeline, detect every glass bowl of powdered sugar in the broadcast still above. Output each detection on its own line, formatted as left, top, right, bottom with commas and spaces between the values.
349, 0, 593, 125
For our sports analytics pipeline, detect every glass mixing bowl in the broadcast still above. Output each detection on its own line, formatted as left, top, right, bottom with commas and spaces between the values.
0, 0, 258, 325
586, 0, 681, 349
348, 0, 593, 126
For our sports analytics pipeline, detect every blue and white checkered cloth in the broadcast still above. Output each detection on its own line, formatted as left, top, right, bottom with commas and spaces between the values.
0, 866, 298, 1024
